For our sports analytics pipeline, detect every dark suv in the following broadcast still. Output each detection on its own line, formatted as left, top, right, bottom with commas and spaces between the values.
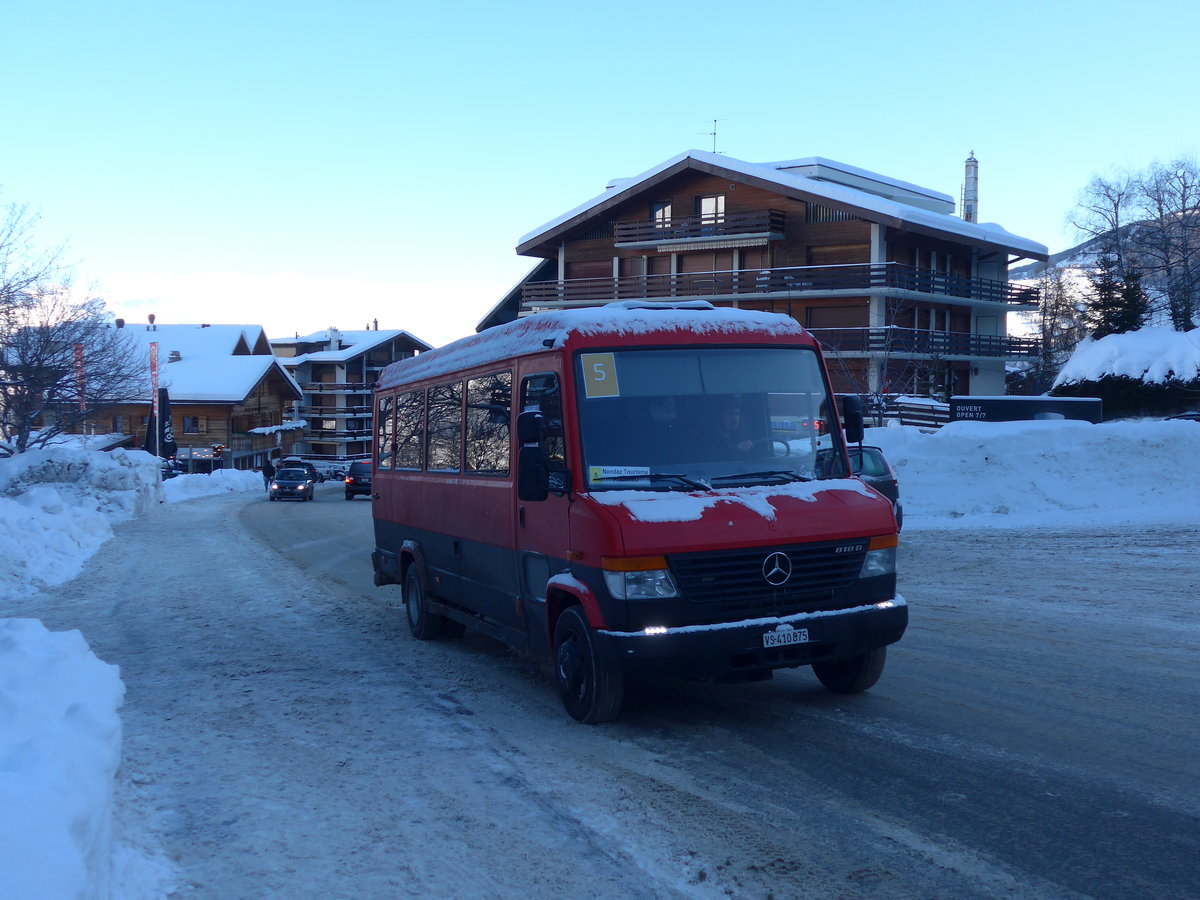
281, 458, 325, 483
345, 461, 372, 500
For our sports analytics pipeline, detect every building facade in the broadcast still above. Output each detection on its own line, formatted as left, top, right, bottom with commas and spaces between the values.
483, 151, 1049, 400
271, 327, 431, 466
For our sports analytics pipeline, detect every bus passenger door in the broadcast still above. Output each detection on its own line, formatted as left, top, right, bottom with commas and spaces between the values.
515, 370, 572, 657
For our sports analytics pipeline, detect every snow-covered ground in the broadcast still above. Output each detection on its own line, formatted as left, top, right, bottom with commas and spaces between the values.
2, 416, 1199, 898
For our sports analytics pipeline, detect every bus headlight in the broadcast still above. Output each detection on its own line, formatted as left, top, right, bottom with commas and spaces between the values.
601, 556, 679, 600
859, 535, 898, 578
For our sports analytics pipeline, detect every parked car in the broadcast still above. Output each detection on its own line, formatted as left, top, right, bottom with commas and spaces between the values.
281, 458, 325, 483
344, 461, 372, 500
848, 445, 903, 531
270, 467, 318, 501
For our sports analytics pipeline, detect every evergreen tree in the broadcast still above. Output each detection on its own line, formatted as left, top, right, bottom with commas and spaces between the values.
1084, 255, 1148, 338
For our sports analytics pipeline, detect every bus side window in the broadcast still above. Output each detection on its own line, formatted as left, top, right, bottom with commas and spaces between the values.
520, 373, 566, 470
376, 394, 395, 469
466, 371, 512, 476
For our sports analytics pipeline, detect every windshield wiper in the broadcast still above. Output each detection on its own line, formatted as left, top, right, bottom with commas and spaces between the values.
709, 470, 812, 486
593, 472, 713, 492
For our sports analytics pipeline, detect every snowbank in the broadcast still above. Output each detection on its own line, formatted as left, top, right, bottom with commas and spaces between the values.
0, 448, 163, 605
1054, 327, 1200, 386
866, 418, 1200, 529
0, 619, 124, 900
0, 449, 261, 897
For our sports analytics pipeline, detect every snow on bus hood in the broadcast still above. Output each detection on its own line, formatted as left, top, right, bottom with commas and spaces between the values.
590, 479, 877, 523
586, 480, 895, 554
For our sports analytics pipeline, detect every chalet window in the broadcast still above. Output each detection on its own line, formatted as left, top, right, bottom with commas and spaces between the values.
651, 201, 672, 227
182, 416, 206, 434
111, 415, 124, 433
426, 382, 463, 472
696, 194, 725, 224
465, 371, 512, 476
394, 389, 424, 470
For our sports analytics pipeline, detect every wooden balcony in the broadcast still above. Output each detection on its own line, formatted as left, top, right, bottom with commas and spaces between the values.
521, 262, 1040, 308
614, 209, 785, 245
298, 405, 372, 417
808, 326, 1040, 359
298, 382, 375, 394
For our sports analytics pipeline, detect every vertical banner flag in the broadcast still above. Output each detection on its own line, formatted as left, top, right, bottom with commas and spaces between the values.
158, 388, 178, 459
73, 344, 86, 411
143, 343, 161, 456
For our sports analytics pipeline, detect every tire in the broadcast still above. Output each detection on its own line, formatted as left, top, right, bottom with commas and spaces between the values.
553, 606, 624, 724
345, 492, 353, 501
404, 568, 442, 640
813, 646, 887, 694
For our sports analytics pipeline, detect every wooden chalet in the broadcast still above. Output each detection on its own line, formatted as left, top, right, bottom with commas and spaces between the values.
96, 324, 303, 472
482, 151, 1049, 399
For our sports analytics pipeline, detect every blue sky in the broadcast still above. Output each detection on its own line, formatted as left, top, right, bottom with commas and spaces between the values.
3, 0, 1197, 347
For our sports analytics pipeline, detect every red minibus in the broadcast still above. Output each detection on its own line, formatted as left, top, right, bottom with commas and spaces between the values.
370, 300, 906, 722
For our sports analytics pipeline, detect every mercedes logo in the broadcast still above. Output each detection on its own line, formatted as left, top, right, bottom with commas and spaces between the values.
761, 551, 792, 586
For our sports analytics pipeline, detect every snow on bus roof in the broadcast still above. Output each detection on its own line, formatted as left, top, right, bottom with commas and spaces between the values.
376, 301, 807, 389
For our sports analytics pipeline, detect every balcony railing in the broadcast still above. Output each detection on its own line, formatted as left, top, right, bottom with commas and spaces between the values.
307, 429, 372, 441
614, 209, 785, 244
522, 262, 1039, 308
807, 326, 1040, 359
298, 405, 373, 417
298, 382, 374, 393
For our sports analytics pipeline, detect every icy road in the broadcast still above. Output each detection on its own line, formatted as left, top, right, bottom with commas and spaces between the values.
20, 482, 1200, 899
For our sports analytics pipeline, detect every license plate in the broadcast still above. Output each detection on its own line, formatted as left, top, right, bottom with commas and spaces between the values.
763, 628, 809, 648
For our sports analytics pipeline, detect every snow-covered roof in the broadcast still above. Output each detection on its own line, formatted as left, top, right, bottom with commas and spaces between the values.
379, 300, 806, 389
272, 329, 432, 365
122, 324, 270, 360
1053, 327, 1200, 386
120, 324, 301, 402
519, 149, 1047, 260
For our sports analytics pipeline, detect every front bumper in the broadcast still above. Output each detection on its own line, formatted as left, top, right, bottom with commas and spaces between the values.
595, 598, 907, 680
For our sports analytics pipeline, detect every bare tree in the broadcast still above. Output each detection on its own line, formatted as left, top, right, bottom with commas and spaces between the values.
1, 289, 143, 455
1012, 265, 1088, 394
0, 199, 68, 324
1070, 170, 1137, 276
1131, 158, 1200, 330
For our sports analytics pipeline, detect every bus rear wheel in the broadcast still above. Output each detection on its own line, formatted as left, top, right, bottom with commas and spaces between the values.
404, 568, 442, 641
553, 606, 623, 724
812, 646, 886, 693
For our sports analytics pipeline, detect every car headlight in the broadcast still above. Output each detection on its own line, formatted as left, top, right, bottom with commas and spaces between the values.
601, 556, 679, 600
859, 534, 897, 578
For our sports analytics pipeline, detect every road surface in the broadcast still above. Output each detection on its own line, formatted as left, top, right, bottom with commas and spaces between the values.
20, 483, 1200, 898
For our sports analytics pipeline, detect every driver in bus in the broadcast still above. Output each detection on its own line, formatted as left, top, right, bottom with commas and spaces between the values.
717, 402, 755, 455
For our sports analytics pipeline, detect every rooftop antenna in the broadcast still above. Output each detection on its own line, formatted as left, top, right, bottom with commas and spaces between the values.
700, 119, 724, 153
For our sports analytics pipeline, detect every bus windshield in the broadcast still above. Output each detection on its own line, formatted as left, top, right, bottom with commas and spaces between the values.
574, 346, 848, 491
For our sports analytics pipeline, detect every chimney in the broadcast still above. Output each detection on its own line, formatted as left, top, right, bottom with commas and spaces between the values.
962, 152, 979, 223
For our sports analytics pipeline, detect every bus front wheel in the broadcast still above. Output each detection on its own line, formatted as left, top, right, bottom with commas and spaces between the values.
812, 646, 886, 693
553, 606, 623, 724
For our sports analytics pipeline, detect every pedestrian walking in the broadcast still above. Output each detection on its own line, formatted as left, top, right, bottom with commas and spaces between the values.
261, 457, 276, 495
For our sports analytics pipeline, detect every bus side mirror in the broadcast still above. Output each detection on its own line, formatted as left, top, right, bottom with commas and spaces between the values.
842, 395, 865, 445
517, 410, 549, 501
517, 410, 544, 445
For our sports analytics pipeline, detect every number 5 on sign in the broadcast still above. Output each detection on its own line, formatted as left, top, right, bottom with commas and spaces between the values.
581, 353, 620, 398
